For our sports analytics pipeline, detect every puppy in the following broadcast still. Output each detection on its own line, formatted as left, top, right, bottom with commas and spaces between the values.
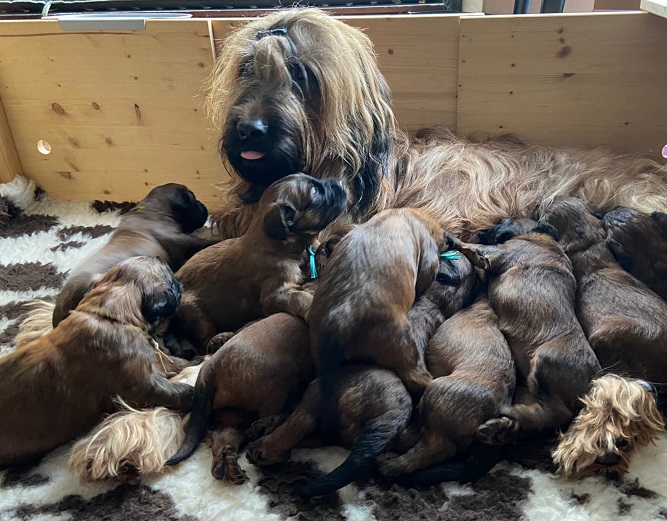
449, 219, 601, 444
602, 207, 667, 302
0, 257, 194, 467
51, 184, 211, 327
308, 207, 450, 426
536, 197, 667, 476
169, 173, 346, 357
379, 295, 515, 481
165, 313, 314, 483
246, 364, 412, 497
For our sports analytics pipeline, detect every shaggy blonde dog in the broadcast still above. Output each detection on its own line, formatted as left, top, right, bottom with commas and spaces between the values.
206, 8, 667, 240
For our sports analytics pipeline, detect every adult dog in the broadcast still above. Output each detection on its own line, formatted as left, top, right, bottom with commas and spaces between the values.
0, 257, 194, 467
536, 197, 666, 478
205, 8, 667, 240
168, 173, 346, 356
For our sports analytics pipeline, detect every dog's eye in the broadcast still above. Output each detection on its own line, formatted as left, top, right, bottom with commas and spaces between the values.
616, 438, 629, 449
239, 60, 254, 78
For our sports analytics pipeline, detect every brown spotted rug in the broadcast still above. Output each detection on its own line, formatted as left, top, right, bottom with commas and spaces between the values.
1, 175, 667, 521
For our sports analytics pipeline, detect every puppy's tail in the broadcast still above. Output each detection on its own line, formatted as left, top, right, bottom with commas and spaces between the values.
14, 300, 55, 347
317, 334, 346, 434
164, 367, 213, 465
396, 441, 503, 486
295, 411, 405, 498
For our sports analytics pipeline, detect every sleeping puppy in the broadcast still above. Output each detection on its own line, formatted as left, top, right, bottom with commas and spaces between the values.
379, 294, 515, 481
168, 173, 346, 357
0, 256, 194, 467
164, 313, 314, 483
246, 363, 412, 498
601, 207, 667, 301
536, 197, 667, 477
52, 183, 211, 327
449, 219, 600, 444
308, 208, 451, 421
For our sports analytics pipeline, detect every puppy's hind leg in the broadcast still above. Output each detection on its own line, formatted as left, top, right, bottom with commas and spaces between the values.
136, 373, 195, 412
262, 283, 313, 321
379, 431, 456, 479
210, 410, 254, 484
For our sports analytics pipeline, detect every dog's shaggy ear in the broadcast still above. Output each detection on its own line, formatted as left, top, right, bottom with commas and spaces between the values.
650, 212, 667, 238
263, 202, 297, 241
435, 258, 461, 286
535, 220, 560, 242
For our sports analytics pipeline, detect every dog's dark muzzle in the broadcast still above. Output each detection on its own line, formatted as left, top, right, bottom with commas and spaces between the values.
595, 452, 621, 466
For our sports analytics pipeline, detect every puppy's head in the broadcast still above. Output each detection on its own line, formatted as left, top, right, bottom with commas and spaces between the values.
425, 254, 481, 317
478, 217, 559, 245
602, 208, 667, 273
80, 256, 182, 329
313, 223, 357, 275
258, 173, 347, 242
139, 183, 209, 234
532, 196, 604, 252
552, 374, 664, 479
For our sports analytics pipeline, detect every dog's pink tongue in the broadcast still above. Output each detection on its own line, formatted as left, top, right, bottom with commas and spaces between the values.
241, 151, 265, 160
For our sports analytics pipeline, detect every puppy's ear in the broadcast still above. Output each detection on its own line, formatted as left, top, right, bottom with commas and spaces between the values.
495, 229, 516, 244
263, 203, 298, 241
435, 258, 461, 286
650, 212, 667, 238
586, 203, 605, 219
607, 240, 634, 272
535, 220, 560, 241
170, 189, 208, 234
142, 281, 182, 324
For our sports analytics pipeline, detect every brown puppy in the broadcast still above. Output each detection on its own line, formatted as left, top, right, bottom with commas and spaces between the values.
602, 207, 667, 302
0, 257, 194, 467
168, 173, 346, 357
246, 364, 412, 498
449, 219, 601, 444
165, 313, 314, 483
308, 208, 450, 420
52, 184, 211, 327
379, 295, 515, 480
537, 197, 667, 476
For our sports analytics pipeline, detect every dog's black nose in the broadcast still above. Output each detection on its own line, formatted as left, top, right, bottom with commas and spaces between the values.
595, 453, 621, 466
237, 118, 268, 140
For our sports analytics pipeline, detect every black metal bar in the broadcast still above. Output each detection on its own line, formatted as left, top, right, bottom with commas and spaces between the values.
513, 0, 531, 14
540, 0, 566, 13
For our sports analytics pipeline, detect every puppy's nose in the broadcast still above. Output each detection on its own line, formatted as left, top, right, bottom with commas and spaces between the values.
237, 118, 268, 140
595, 453, 621, 466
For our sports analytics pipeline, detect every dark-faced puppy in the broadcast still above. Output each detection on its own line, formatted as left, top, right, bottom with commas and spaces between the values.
449, 220, 601, 444
53, 184, 211, 326
165, 313, 314, 483
169, 173, 346, 357
537, 197, 667, 477
0, 257, 194, 467
308, 208, 449, 413
602, 207, 667, 301
379, 295, 515, 481
246, 364, 412, 497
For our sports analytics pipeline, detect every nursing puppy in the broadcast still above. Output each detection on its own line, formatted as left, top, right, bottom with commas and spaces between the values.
169, 173, 346, 357
537, 197, 667, 477
52, 184, 211, 327
602, 207, 667, 302
449, 219, 600, 444
308, 208, 449, 416
165, 313, 314, 483
0, 257, 194, 467
379, 295, 515, 481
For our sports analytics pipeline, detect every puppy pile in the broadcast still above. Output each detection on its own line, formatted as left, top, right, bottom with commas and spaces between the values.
4, 177, 667, 499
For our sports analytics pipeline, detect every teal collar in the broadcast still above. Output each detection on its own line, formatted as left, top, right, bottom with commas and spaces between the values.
440, 250, 461, 261
307, 246, 318, 279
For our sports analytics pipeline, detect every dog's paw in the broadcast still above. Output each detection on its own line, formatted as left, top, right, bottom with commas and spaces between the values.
211, 457, 248, 485
246, 441, 290, 466
245, 415, 285, 442
207, 332, 235, 354
476, 416, 519, 445
377, 457, 405, 479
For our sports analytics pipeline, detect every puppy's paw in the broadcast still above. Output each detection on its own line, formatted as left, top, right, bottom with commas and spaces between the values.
245, 415, 285, 442
211, 449, 248, 485
377, 457, 405, 479
207, 332, 235, 354
476, 416, 519, 445
246, 441, 290, 466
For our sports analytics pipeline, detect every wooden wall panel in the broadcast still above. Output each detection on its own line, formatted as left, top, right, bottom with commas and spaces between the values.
0, 95, 22, 183
457, 12, 667, 158
211, 15, 461, 133
0, 20, 223, 205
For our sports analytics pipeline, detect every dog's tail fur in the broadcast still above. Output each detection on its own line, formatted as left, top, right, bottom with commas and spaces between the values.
14, 300, 55, 347
317, 334, 347, 434
68, 398, 185, 482
396, 442, 503, 486
164, 368, 214, 465
295, 408, 409, 498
